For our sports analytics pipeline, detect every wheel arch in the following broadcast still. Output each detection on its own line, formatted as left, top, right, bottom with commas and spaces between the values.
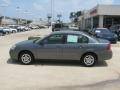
18, 50, 34, 60
80, 52, 98, 61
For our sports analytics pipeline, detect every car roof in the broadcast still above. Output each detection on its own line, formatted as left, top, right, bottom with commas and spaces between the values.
51, 30, 85, 35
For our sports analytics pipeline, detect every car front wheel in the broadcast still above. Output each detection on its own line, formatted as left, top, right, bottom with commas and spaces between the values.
6, 31, 9, 34
0, 33, 3, 36
19, 52, 34, 65
12, 30, 16, 33
81, 53, 97, 67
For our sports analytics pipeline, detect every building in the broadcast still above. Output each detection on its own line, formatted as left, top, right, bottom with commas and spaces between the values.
79, 5, 120, 29
30, 20, 48, 26
0, 16, 32, 26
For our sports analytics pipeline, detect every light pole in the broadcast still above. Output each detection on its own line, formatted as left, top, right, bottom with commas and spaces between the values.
51, 0, 54, 25
57, 14, 62, 22
23, 10, 32, 26
47, 14, 52, 27
24, 10, 28, 26
16, 6, 22, 25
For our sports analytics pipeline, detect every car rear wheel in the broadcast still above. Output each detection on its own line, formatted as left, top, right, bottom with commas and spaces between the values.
81, 53, 97, 67
0, 33, 3, 36
6, 31, 9, 34
19, 52, 34, 65
12, 30, 16, 33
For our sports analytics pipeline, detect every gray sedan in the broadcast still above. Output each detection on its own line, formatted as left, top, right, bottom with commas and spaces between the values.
9, 31, 112, 67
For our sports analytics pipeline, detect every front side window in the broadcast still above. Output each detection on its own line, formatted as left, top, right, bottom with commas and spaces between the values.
43, 34, 64, 44
66, 34, 89, 44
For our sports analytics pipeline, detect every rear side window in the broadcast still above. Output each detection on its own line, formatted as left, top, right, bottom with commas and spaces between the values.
67, 35, 78, 43
66, 34, 89, 44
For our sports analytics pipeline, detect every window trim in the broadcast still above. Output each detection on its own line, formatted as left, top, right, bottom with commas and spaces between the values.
41, 34, 65, 44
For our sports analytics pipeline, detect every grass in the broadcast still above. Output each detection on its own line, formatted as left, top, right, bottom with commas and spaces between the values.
28, 36, 41, 40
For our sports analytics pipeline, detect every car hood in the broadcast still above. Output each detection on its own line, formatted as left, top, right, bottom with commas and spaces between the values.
16, 40, 35, 47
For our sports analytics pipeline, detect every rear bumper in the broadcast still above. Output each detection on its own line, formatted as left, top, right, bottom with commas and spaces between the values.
118, 34, 120, 40
97, 50, 113, 61
107, 38, 117, 43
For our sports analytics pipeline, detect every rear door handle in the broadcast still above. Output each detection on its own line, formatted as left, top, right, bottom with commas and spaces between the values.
79, 45, 84, 48
57, 45, 61, 48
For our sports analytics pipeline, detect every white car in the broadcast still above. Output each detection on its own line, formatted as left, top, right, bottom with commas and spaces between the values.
24, 27, 31, 31
3, 27, 17, 33
17, 26, 26, 32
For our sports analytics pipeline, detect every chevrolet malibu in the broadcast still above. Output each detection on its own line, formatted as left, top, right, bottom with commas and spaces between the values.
9, 31, 112, 67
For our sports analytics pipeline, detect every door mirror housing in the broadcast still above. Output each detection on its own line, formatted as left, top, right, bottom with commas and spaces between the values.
39, 41, 44, 46
39, 39, 48, 46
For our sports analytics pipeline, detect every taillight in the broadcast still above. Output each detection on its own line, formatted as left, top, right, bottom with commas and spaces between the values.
107, 44, 111, 50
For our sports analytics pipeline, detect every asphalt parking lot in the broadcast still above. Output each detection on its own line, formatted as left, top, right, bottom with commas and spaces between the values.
0, 28, 120, 90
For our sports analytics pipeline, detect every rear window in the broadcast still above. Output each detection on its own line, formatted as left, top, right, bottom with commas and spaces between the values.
54, 24, 62, 28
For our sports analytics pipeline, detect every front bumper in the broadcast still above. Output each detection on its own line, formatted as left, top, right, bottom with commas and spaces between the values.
9, 49, 18, 60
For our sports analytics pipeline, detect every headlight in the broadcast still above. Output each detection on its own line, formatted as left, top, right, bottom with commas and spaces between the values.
11, 45, 16, 50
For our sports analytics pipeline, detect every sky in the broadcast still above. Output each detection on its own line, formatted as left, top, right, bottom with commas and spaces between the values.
0, 0, 120, 22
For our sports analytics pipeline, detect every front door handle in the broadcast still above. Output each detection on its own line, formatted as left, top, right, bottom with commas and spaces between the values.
79, 45, 84, 48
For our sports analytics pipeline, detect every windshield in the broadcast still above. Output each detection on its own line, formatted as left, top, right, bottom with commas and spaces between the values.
35, 35, 48, 43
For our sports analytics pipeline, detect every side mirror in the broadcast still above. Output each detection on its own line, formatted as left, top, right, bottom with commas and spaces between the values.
39, 42, 44, 46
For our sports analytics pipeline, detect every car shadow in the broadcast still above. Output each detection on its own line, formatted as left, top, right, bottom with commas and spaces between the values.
7, 58, 108, 67
7, 58, 21, 65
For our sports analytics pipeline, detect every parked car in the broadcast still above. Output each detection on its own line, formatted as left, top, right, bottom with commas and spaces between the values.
0, 27, 10, 34
0, 27, 5, 35
8, 25, 19, 30
0, 29, 6, 36
69, 26, 79, 30
30, 25, 39, 29
91, 28, 118, 44
110, 25, 120, 40
17, 26, 26, 32
0, 27, 16, 34
4, 27, 17, 33
9, 30, 112, 67
37, 25, 47, 29
52, 23, 68, 32
24, 26, 31, 31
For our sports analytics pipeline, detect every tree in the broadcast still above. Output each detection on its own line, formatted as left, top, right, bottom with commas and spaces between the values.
69, 12, 76, 21
69, 11, 82, 26
76, 11, 82, 17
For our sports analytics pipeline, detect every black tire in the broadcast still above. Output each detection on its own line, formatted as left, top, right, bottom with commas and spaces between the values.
19, 51, 34, 65
114, 40, 117, 44
81, 53, 97, 67
12, 30, 16, 33
6, 31, 9, 35
0, 33, 3, 36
